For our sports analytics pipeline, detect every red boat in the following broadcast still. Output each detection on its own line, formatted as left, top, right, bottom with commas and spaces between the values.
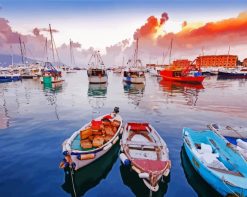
160, 69, 205, 84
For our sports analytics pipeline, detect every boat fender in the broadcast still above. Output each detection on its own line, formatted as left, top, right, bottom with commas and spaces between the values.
71, 162, 76, 170
120, 128, 123, 135
120, 153, 130, 166
113, 136, 119, 144
132, 166, 141, 174
103, 143, 112, 151
77, 153, 95, 160
139, 173, 149, 179
163, 169, 170, 177
237, 139, 247, 150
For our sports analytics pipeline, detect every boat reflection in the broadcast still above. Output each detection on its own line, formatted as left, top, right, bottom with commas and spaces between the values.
120, 164, 170, 197
123, 82, 145, 107
0, 89, 9, 129
180, 146, 221, 197
87, 83, 107, 110
43, 81, 63, 93
159, 79, 204, 106
61, 143, 119, 197
87, 83, 107, 97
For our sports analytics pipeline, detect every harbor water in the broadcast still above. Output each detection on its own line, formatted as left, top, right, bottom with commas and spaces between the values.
0, 71, 246, 197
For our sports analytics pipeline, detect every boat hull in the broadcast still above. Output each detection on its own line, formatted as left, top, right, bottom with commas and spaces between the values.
123, 76, 145, 84
40, 76, 64, 84
88, 76, 108, 84
183, 128, 247, 196
0, 76, 21, 83
161, 75, 205, 84
218, 71, 247, 79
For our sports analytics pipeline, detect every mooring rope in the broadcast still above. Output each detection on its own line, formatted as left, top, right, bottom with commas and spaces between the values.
70, 167, 77, 197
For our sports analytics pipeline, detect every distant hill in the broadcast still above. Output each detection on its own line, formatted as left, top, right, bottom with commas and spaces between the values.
0, 54, 66, 67
0, 54, 38, 67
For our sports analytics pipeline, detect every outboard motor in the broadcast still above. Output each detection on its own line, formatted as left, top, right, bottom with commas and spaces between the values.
113, 107, 119, 114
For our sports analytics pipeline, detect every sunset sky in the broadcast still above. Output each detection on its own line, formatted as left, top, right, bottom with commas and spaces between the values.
0, 0, 247, 65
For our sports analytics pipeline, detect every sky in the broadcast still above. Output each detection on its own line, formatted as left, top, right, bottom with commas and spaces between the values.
0, 0, 247, 65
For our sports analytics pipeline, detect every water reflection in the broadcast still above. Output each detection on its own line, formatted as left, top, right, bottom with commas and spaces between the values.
120, 164, 170, 197
87, 83, 107, 113
123, 82, 145, 107
62, 143, 119, 197
158, 79, 204, 106
0, 89, 9, 129
43, 82, 63, 120
180, 146, 221, 197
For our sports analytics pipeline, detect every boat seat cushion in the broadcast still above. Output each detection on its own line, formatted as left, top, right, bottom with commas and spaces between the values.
133, 159, 169, 172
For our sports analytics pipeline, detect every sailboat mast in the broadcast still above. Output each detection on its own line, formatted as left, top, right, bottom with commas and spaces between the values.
134, 38, 139, 67
49, 24, 55, 63
19, 36, 24, 64
169, 38, 173, 65
45, 38, 48, 62
10, 45, 14, 66
69, 39, 72, 66
226, 46, 230, 67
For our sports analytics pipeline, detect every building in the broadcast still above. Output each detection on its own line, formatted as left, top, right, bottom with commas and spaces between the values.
196, 55, 238, 68
172, 59, 191, 69
243, 58, 247, 67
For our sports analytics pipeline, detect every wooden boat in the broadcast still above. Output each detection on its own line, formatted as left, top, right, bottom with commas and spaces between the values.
208, 124, 247, 159
62, 141, 119, 197
120, 122, 171, 192
60, 107, 122, 171
87, 51, 108, 84
40, 62, 64, 84
123, 39, 146, 84
183, 128, 247, 196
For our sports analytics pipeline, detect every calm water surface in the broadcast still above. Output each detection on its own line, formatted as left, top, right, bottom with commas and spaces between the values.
0, 71, 246, 197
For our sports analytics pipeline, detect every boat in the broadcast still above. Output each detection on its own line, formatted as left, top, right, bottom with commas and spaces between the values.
120, 122, 171, 192
183, 128, 247, 196
181, 147, 221, 196
62, 140, 119, 196
160, 68, 205, 84
218, 68, 247, 79
149, 67, 163, 77
123, 38, 145, 84
87, 51, 108, 84
0, 71, 21, 83
208, 124, 247, 159
40, 62, 63, 84
60, 107, 122, 171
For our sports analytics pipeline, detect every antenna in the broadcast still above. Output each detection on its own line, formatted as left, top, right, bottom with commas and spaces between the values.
19, 36, 24, 64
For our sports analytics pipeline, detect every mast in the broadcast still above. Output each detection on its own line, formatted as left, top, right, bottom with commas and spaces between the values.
19, 36, 24, 64
169, 38, 173, 65
44, 38, 48, 62
200, 47, 204, 69
226, 45, 230, 67
49, 24, 55, 63
134, 38, 139, 67
10, 45, 14, 66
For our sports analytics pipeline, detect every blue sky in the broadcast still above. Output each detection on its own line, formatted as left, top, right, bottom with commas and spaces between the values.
0, 0, 246, 48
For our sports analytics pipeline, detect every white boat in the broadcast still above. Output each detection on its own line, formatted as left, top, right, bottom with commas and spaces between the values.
120, 122, 171, 192
149, 67, 163, 77
87, 51, 108, 84
60, 107, 123, 171
123, 38, 146, 84
208, 124, 247, 159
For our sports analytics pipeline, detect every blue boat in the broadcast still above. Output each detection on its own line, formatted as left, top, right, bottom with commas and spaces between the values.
183, 128, 247, 196
0, 75, 21, 83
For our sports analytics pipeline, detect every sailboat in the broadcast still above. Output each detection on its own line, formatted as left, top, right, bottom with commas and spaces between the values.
66, 39, 76, 73
40, 24, 64, 84
87, 51, 108, 84
123, 38, 145, 84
